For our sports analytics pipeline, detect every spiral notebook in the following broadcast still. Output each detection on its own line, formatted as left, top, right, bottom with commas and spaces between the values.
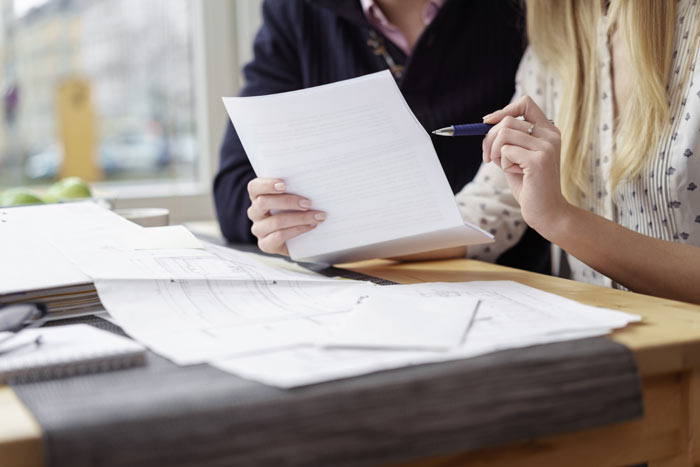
0, 324, 146, 384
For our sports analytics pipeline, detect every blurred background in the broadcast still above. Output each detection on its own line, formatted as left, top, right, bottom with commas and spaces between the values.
0, 0, 263, 222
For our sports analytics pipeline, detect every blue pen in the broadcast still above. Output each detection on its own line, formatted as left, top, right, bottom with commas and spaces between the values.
433, 118, 553, 137
431, 123, 493, 137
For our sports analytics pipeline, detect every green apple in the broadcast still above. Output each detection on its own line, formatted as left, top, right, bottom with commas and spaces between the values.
0, 188, 44, 207
44, 177, 92, 203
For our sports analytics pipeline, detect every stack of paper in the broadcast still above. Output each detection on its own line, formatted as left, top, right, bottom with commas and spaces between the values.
0, 284, 102, 319
0, 204, 97, 319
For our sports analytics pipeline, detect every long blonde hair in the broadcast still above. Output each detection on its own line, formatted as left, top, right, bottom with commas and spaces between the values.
526, 0, 676, 203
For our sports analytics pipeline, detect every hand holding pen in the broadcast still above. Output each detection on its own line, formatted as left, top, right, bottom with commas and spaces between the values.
441, 96, 567, 236
432, 122, 498, 137
433, 116, 555, 174
433, 119, 553, 138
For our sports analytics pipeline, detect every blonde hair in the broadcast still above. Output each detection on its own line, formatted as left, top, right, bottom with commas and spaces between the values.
526, 0, 676, 203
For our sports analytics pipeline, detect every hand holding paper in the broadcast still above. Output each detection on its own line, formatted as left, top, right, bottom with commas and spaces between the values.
246, 177, 326, 256
223, 71, 494, 263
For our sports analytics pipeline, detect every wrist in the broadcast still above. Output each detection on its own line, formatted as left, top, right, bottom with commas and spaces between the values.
537, 201, 579, 243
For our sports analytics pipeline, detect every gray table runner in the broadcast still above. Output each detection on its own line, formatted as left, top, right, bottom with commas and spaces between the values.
12, 314, 642, 467
11, 257, 643, 466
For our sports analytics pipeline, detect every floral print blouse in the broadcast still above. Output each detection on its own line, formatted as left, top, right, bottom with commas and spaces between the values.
456, 0, 700, 287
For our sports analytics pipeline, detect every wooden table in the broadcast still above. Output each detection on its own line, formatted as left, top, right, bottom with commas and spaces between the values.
3, 257, 700, 467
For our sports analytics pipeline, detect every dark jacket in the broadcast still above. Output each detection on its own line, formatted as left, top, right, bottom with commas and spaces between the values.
214, 0, 551, 273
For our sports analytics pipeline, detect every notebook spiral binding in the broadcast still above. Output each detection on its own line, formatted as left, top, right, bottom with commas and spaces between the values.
3, 348, 146, 385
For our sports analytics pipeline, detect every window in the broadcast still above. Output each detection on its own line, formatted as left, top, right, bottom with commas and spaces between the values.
0, 0, 248, 221
1, 0, 197, 185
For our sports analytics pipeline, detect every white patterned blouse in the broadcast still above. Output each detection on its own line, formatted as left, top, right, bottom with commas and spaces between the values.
456, 0, 700, 287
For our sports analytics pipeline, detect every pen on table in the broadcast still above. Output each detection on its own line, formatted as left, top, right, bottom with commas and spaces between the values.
432, 120, 555, 137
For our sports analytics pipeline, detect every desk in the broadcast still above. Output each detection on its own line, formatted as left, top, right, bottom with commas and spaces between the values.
3, 256, 700, 467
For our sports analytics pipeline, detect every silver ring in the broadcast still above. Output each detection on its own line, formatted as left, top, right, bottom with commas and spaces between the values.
527, 123, 535, 135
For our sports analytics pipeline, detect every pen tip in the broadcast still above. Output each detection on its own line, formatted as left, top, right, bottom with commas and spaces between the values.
432, 127, 453, 136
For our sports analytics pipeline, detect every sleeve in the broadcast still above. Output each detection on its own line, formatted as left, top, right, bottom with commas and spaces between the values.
456, 46, 550, 261
213, 0, 303, 243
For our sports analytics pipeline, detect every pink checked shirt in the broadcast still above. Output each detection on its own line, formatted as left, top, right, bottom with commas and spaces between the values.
360, 0, 444, 55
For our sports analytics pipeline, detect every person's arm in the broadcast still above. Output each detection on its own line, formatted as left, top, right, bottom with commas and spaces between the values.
455, 161, 527, 262
483, 96, 700, 304
213, 0, 303, 243
547, 205, 700, 302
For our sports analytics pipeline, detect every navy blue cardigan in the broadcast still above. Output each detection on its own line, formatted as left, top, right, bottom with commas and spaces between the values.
214, 0, 550, 273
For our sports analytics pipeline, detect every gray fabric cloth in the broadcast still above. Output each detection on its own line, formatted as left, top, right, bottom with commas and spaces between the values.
13, 314, 642, 467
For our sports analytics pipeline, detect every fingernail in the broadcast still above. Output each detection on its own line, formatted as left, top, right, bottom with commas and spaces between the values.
314, 212, 327, 221
274, 182, 286, 191
482, 113, 494, 122
299, 199, 311, 209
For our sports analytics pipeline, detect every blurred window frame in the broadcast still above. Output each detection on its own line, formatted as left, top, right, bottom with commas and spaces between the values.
106, 0, 249, 223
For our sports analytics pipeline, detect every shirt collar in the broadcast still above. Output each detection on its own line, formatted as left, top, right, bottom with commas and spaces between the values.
360, 0, 444, 26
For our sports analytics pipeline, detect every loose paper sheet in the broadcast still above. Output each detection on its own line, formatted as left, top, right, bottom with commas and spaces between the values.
322, 294, 478, 351
95, 276, 639, 387
211, 281, 640, 388
95, 279, 373, 364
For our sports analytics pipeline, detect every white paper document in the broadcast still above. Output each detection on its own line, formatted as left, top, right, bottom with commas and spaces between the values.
0, 205, 92, 294
3, 202, 337, 284
212, 281, 641, 388
95, 272, 639, 388
3, 202, 370, 364
95, 278, 373, 364
322, 294, 479, 351
223, 70, 493, 264
1, 201, 147, 281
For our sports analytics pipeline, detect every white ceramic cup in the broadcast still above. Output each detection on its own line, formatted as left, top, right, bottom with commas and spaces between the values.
113, 208, 170, 227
